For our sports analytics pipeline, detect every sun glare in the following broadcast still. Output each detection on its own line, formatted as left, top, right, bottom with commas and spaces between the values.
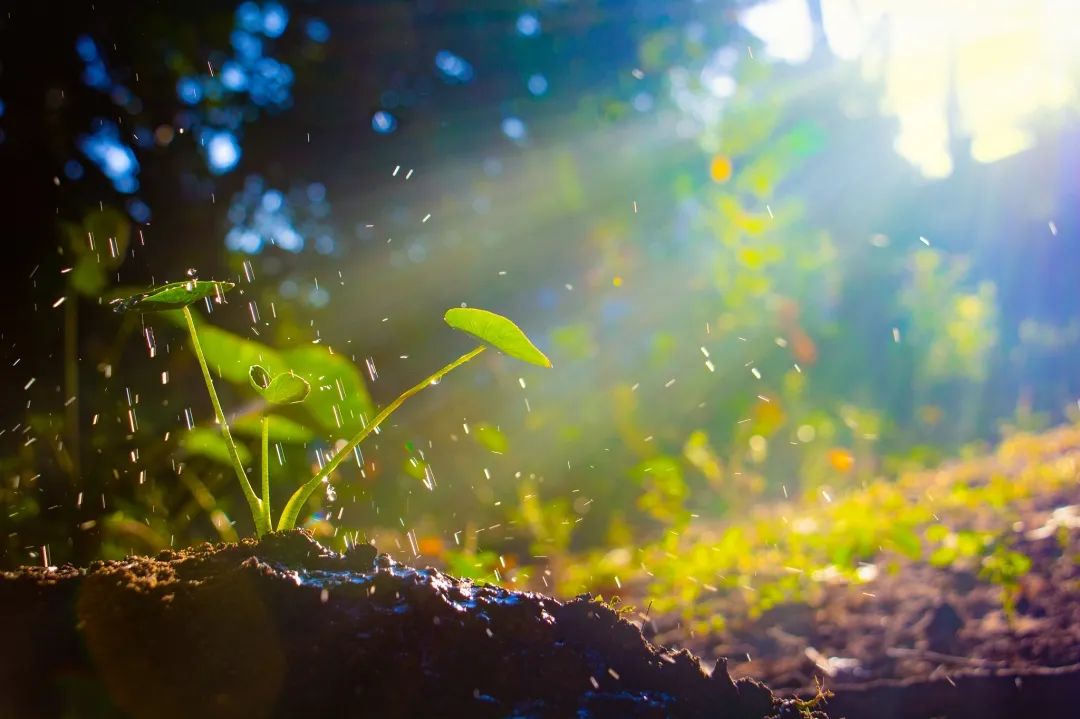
743, 0, 1080, 177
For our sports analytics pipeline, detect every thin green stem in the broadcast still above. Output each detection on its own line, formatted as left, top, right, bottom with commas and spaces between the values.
260, 415, 271, 531
276, 344, 487, 531
182, 306, 266, 535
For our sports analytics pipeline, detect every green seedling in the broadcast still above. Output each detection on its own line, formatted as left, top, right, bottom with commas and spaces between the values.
248, 364, 311, 534
116, 280, 551, 536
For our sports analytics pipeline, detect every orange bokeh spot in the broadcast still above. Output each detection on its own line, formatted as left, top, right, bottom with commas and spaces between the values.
827, 448, 855, 473
710, 155, 733, 183
791, 331, 818, 365
418, 536, 445, 556
777, 299, 818, 366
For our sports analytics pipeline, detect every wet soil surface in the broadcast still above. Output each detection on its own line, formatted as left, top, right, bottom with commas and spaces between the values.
652, 491, 1080, 719
0, 531, 823, 719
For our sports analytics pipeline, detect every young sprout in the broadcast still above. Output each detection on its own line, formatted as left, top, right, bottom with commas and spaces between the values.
248, 365, 310, 533
116, 282, 551, 537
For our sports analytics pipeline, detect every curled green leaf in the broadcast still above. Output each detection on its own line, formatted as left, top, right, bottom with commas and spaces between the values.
249, 365, 272, 391
113, 280, 235, 313
444, 307, 552, 368
248, 364, 311, 405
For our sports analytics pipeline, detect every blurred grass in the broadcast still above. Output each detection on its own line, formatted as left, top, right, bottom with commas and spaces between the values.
553, 422, 1080, 631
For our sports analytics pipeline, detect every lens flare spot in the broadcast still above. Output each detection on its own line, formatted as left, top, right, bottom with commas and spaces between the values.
710, 154, 733, 183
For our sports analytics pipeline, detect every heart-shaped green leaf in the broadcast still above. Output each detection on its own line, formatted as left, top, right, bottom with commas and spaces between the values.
444, 307, 551, 368
248, 364, 311, 405
114, 280, 235, 313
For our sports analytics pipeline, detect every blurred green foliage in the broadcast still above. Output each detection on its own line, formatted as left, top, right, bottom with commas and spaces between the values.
562, 425, 1077, 626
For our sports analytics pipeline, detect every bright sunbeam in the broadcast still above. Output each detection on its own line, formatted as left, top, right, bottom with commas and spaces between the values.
743, 0, 1080, 176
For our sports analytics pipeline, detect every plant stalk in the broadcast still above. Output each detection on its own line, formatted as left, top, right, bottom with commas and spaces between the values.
276, 344, 487, 531
260, 416, 271, 531
182, 306, 266, 535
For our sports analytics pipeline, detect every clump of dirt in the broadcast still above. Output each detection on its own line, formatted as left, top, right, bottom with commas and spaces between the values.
0, 530, 824, 719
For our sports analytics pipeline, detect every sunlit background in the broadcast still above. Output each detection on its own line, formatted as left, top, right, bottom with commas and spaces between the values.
746, 0, 1080, 175
0, 0, 1078, 604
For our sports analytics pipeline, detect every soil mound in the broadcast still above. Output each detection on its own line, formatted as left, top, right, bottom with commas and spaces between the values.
0, 530, 823, 719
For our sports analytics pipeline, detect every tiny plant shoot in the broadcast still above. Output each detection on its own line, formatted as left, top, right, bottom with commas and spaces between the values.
116, 280, 551, 536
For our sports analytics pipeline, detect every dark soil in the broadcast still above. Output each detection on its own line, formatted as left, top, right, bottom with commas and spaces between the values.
0, 530, 823, 719
652, 491, 1080, 719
